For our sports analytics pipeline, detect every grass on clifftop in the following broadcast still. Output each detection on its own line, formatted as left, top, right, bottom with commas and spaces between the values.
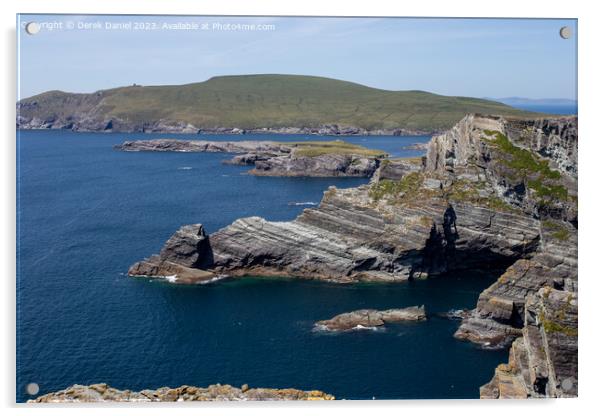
483, 129, 568, 204
19, 74, 540, 132
288, 140, 387, 158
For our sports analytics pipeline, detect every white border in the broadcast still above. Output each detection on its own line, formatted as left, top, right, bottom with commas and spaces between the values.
2, 1, 600, 415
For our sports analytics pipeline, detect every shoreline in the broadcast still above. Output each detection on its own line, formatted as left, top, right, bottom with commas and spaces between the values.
17, 125, 438, 136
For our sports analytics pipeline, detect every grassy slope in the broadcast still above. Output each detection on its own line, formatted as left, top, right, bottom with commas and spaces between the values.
21, 74, 539, 131
287, 140, 387, 157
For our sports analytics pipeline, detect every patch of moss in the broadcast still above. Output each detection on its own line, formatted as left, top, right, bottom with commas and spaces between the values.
419, 216, 433, 228
289, 140, 387, 158
542, 219, 571, 241
540, 314, 578, 337
401, 156, 424, 166
369, 172, 424, 202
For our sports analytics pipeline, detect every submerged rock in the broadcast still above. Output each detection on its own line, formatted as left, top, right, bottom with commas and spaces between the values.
315, 306, 426, 331
28, 383, 335, 402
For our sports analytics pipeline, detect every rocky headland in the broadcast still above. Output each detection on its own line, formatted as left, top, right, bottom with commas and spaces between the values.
315, 306, 426, 331
28, 383, 334, 402
127, 114, 577, 398
115, 138, 385, 178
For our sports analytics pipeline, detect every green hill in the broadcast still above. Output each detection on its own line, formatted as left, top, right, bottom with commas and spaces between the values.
17, 74, 540, 133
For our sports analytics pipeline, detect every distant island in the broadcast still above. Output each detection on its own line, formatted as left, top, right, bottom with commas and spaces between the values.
16, 74, 540, 135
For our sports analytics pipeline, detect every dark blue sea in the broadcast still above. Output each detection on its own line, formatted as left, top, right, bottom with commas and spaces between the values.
16, 130, 508, 402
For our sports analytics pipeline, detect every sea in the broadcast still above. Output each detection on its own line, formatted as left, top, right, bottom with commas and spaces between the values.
16, 130, 509, 402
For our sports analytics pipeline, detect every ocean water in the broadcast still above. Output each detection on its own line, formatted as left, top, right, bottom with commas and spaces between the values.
507, 103, 577, 115
16, 130, 508, 402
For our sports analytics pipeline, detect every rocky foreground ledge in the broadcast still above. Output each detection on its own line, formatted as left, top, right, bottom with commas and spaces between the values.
127, 114, 577, 398
115, 138, 386, 177
315, 306, 426, 331
28, 383, 334, 402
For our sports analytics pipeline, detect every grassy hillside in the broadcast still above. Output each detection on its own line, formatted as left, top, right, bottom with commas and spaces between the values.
19, 74, 539, 132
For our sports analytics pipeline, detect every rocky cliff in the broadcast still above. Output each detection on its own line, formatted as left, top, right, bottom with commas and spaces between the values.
127, 114, 577, 398
28, 383, 334, 402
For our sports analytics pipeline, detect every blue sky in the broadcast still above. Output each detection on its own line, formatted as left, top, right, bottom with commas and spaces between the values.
17, 15, 577, 100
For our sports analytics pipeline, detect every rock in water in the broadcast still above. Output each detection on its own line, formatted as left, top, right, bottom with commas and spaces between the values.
28, 383, 335, 402
128, 224, 216, 284
315, 306, 427, 331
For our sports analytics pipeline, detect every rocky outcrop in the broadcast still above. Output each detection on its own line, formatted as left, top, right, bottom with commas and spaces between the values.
116, 139, 383, 177
128, 224, 217, 284
28, 383, 335, 402
249, 153, 379, 177
127, 114, 577, 398
115, 139, 291, 154
315, 306, 426, 331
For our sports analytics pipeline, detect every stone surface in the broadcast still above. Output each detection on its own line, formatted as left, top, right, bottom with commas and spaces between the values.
315, 306, 426, 331
28, 383, 335, 402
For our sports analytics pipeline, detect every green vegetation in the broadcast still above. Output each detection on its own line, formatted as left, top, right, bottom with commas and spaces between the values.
20, 74, 540, 132
287, 140, 386, 158
446, 179, 519, 213
369, 172, 425, 202
542, 220, 571, 241
539, 311, 578, 337
483, 130, 568, 204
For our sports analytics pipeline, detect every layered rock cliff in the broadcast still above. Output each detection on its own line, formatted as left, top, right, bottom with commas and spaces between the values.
28, 383, 334, 402
127, 114, 577, 398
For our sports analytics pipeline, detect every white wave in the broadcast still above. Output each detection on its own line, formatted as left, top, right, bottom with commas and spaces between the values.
351, 324, 383, 332
177, 166, 193, 170
164, 275, 178, 283
196, 274, 230, 285
288, 201, 318, 206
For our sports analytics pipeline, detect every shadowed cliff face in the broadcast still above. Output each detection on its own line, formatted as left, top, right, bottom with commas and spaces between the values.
127, 114, 577, 398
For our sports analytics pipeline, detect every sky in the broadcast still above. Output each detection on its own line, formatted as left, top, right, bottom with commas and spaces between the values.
17, 15, 577, 100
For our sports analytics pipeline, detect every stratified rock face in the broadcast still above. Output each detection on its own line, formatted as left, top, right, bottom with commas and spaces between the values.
425, 114, 577, 223
315, 306, 426, 331
480, 288, 577, 398
28, 383, 335, 402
